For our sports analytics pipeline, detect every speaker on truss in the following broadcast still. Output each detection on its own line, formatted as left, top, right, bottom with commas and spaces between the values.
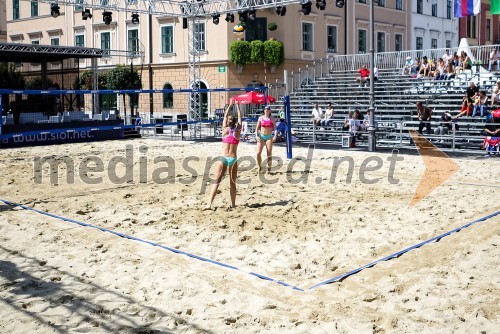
183, 17, 188, 29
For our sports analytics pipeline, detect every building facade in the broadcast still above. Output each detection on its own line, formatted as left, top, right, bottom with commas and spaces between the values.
410, 0, 459, 51
5, 1, 411, 116
458, 0, 500, 47
0, 0, 6, 42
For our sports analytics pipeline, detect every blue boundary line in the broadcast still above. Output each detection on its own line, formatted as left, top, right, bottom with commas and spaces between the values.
0, 198, 304, 292
3, 200, 495, 292
307, 210, 500, 290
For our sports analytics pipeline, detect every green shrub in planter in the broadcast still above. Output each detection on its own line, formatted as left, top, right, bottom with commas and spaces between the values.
263, 40, 284, 66
250, 40, 264, 63
268, 22, 278, 31
229, 40, 251, 65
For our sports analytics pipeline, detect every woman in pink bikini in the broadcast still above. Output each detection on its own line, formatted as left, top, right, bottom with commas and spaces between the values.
255, 105, 277, 172
204, 98, 242, 210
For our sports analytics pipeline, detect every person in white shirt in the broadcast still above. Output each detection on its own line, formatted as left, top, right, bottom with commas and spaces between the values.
442, 49, 453, 67
491, 81, 500, 107
363, 109, 378, 130
488, 48, 500, 72
402, 56, 414, 75
311, 103, 323, 126
321, 103, 334, 127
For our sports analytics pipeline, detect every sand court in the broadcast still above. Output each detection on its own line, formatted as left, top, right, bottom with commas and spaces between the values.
1, 139, 499, 333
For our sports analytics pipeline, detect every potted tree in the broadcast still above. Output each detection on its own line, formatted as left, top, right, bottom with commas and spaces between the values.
264, 39, 284, 73
106, 65, 142, 124
229, 40, 251, 73
249, 40, 265, 63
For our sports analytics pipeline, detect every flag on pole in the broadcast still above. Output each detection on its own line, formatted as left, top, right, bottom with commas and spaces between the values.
454, 0, 481, 17
491, 1, 500, 15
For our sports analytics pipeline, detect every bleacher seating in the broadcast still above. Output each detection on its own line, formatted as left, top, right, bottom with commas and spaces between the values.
19, 112, 47, 124
61, 111, 91, 122
278, 67, 496, 152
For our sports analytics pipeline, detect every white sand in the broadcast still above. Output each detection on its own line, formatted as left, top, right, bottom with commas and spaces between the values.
0, 139, 499, 333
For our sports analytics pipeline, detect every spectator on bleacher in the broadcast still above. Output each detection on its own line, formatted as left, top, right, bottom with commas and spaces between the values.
467, 81, 480, 98
411, 57, 421, 75
490, 81, 500, 107
483, 111, 500, 136
321, 103, 334, 127
456, 52, 472, 74
373, 67, 379, 81
342, 110, 353, 131
451, 52, 460, 68
311, 103, 323, 126
402, 56, 413, 75
482, 111, 500, 156
442, 49, 453, 67
429, 58, 437, 77
488, 48, 500, 72
355, 65, 370, 86
363, 109, 378, 130
416, 101, 432, 134
444, 63, 456, 81
454, 92, 473, 119
135, 113, 142, 126
278, 106, 285, 121
417, 56, 430, 78
472, 91, 489, 117
432, 58, 446, 80
350, 109, 362, 134
434, 112, 457, 138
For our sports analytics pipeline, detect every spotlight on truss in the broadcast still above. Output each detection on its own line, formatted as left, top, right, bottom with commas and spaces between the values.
276, 6, 287, 16
81, 8, 92, 20
212, 13, 220, 25
50, 3, 60, 18
248, 8, 256, 21
316, 0, 326, 10
103, 11, 112, 25
131, 13, 140, 24
238, 10, 248, 22
301, 1, 312, 15
225, 13, 234, 23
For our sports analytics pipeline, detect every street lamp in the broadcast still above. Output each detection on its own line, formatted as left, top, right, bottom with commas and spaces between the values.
368, 0, 377, 152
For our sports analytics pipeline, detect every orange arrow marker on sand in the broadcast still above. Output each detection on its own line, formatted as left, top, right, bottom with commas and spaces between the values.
409, 130, 460, 207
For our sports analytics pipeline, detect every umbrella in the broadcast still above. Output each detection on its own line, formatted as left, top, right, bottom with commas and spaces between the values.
232, 91, 276, 105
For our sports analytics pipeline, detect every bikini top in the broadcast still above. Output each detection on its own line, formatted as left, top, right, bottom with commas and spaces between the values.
261, 117, 273, 128
222, 125, 240, 145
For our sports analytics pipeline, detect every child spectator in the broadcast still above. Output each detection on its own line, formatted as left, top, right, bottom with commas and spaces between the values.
472, 91, 488, 117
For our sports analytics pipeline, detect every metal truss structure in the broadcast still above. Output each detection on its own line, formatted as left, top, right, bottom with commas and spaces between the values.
0, 42, 104, 59
25, 0, 305, 137
31, 0, 303, 17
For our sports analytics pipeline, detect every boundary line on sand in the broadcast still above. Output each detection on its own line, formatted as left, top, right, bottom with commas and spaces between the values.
0, 198, 304, 292
307, 210, 500, 290
1, 198, 498, 292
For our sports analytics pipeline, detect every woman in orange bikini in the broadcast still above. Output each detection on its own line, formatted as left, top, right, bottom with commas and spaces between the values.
255, 105, 277, 172
204, 98, 242, 210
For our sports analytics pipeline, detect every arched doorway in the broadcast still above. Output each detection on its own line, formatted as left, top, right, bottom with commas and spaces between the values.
190, 80, 209, 119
